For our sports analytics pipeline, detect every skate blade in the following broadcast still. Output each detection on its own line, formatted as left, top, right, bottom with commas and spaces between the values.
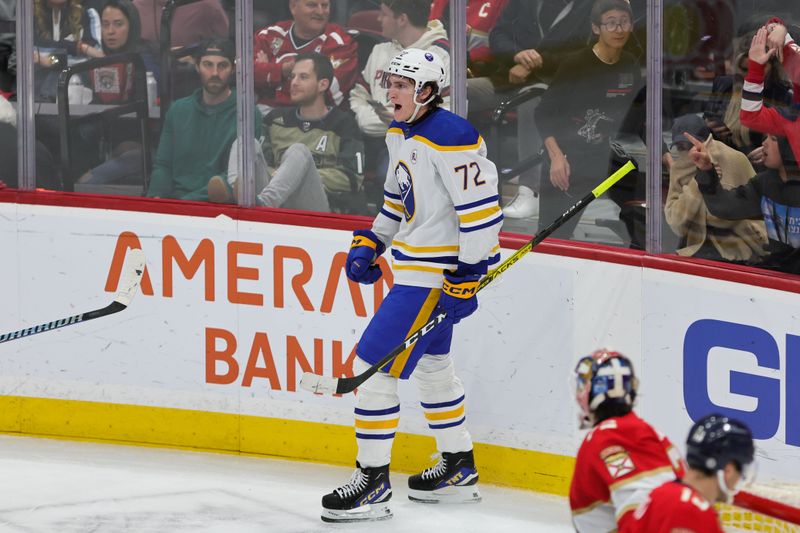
321, 503, 393, 523
408, 485, 482, 504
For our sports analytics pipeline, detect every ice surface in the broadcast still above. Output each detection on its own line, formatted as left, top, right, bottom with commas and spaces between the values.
0, 435, 573, 532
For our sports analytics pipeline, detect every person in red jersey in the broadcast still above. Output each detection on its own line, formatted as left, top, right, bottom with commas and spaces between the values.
253, 0, 357, 109
740, 26, 800, 164
623, 414, 756, 533
569, 349, 685, 532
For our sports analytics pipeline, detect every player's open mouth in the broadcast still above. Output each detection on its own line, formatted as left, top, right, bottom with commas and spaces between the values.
394, 104, 402, 111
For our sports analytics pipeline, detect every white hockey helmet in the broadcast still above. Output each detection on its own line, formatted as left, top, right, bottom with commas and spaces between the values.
386, 48, 446, 98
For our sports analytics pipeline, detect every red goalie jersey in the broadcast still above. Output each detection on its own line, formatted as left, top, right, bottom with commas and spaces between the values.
622, 480, 725, 533
570, 412, 685, 532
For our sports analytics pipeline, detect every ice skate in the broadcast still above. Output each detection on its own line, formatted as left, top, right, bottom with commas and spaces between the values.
408, 450, 481, 503
321, 463, 392, 522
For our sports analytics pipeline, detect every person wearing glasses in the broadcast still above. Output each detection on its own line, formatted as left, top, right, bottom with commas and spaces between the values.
534, 0, 667, 245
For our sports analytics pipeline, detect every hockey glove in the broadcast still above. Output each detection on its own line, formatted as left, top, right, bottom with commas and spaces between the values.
346, 229, 386, 285
439, 271, 481, 324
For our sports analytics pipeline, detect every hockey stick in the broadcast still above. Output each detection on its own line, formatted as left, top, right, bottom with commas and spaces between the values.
300, 161, 636, 395
0, 248, 146, 344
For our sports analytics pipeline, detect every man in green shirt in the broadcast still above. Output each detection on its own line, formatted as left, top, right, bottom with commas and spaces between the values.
147, 38, 261, 201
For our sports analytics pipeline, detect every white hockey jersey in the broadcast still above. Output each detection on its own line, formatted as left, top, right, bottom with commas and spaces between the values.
349, 20, 451, 138
372, 107, 502, 288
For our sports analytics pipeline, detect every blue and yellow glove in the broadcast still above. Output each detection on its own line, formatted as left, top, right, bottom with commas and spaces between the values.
439, 270, 481, 324
346, 229, 386, 284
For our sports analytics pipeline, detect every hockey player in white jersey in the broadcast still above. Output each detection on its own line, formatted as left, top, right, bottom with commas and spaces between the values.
320, 48, 503, 522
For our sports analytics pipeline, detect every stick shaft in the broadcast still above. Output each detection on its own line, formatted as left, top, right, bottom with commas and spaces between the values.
0, 302, 126, 344
329, 162, 636, 394
0, 248, 146, 345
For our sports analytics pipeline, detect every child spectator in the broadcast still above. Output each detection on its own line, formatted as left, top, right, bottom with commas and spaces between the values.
688, 129, 800, 274
534, 0, 652, 241
665, 114, 767, 263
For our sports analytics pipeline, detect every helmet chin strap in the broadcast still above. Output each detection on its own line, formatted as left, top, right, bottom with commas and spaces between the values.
716, 469, 742, 504
406, 90, 436, 123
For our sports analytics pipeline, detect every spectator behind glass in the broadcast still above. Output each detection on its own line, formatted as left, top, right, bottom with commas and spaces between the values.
351, 0, 450, 139
79, 0, 156, 186
426, 0, 506, 117
134, 0, 228, 49
0, 93, 61, 189
89, 0, 151, 104
253, 0, 357, 110
740, 27, 800, 168
764, 18, 800, 105
534, 0, 660, 243
221, 53, 366, 212
33, 0, 104, 102
665, 114, 767, 263
703, 27, 793, 167
350, 0, 449, 209
489, 0, 595, 88
33, 0, 102, 60
0, 0, 14, 96
147, 38, 262, 201
690, 131, 800, 274
428, 0, 507, 68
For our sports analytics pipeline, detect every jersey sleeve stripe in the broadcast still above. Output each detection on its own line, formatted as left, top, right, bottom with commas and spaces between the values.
743, 80, 764, 93
460, 214, 504, 233
455, 194, 500, 211
392, 240, 460, 254
391, 249, 458, 265
608, 465, 676, 491
412, 134, 484, 152
379, 207, 403, 222
458, 205, 501, 224
741, 96, 763, 112
391, 263, 446, 274
387, 127, 404, 135
384, 200, 405, 213
384, 190, 402, 200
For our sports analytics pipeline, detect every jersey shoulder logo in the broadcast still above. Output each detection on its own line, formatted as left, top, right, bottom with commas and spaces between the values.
271, 37, 283, 55
395, 160, 416, 222
600, 445, 636, 479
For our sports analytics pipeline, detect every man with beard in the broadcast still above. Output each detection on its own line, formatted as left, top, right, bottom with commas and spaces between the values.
147, 38, 261, 201
218, 52, 363, 212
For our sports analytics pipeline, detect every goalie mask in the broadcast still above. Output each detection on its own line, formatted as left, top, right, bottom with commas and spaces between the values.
686, 414, 756, 503
574, 349, 638, 428
384, 48, 446, 122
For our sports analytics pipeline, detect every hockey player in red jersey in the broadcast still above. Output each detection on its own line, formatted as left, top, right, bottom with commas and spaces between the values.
623, 414, 756, 533
569, 350, 685, 532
